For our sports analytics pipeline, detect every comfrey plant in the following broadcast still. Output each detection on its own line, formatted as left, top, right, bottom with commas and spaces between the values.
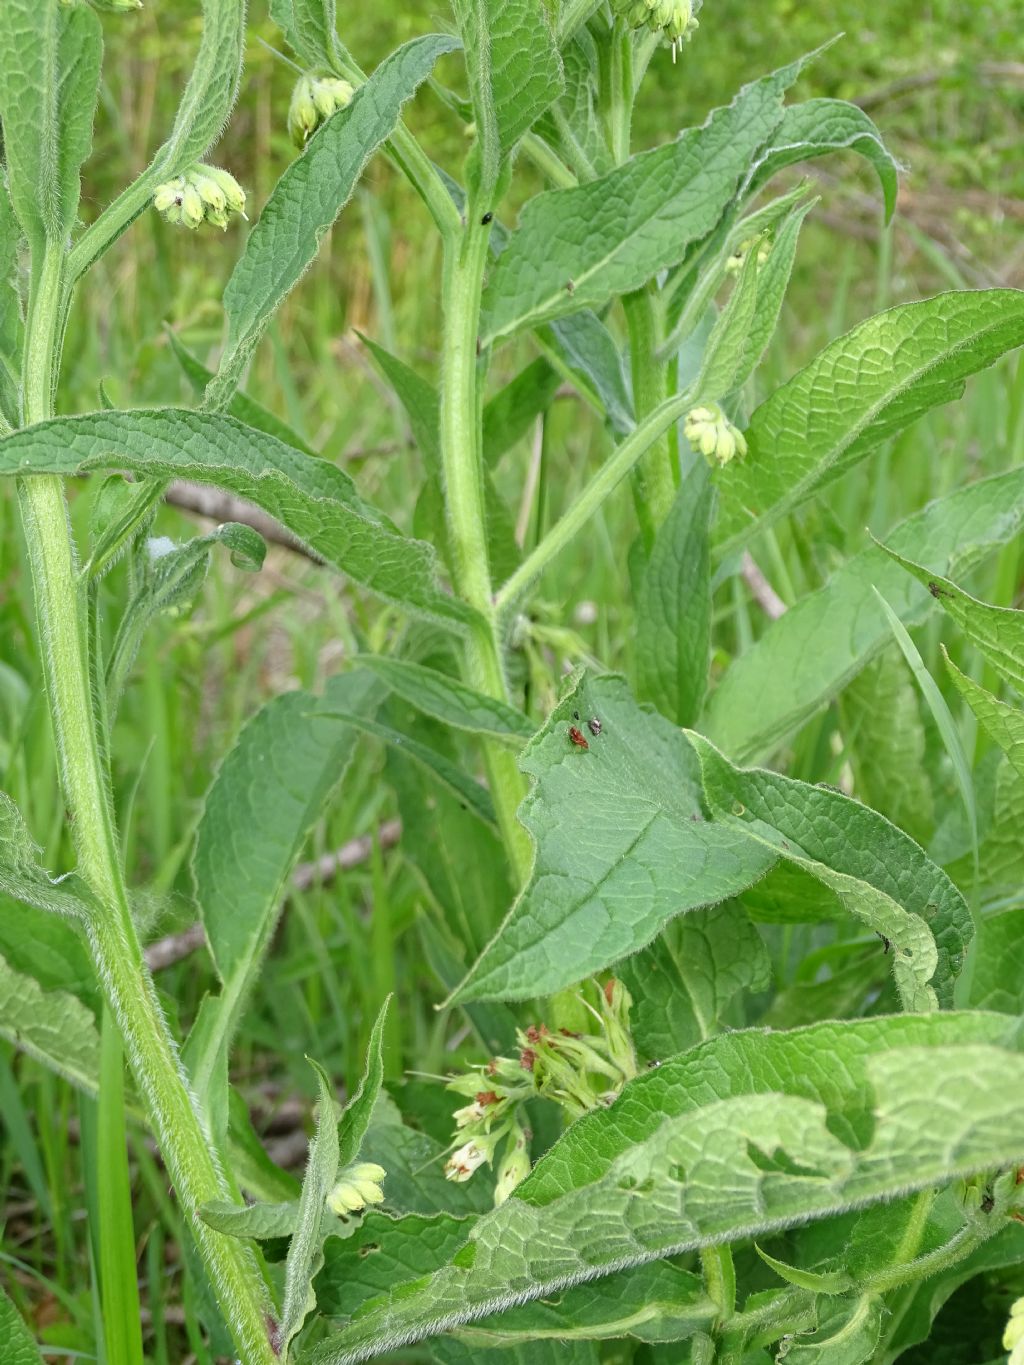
3, 0, 1024, 1362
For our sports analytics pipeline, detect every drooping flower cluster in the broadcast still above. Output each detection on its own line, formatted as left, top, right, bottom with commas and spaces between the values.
326, 1161, 387, 1216
444, 979, 639, 1203
684, 403, 748, 467
612, 0, 699, 54
288, 74, 355, 149
152, 165, 247, 231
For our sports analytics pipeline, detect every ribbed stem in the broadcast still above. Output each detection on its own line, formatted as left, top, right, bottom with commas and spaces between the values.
16, 242, 277, 1365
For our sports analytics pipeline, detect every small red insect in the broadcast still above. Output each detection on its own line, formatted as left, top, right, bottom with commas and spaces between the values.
568, 725, 589, 750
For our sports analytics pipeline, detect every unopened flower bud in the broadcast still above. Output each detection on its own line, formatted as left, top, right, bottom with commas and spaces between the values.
288, 74, 355, 149
88, 0, 143, 10
180, 182, 205, 230
613, 0, 698, 54
1006, 1295, 1024, 1362
326, 1161, 387, 1215
684, 404, 748, 468
199, 165, 247, 218
493, 1121, 531, 1205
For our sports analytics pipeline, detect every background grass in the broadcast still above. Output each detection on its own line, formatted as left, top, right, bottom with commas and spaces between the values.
2, 0, 1023, 1359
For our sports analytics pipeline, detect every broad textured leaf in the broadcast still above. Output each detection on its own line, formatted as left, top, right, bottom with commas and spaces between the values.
454, 0, 563, 196
449, 674, 777, 1004
704, 466, 1024, 761
0, 410, 474, 630
197, 1197, 334, 1241
430, 1340, 597, 1365
945, 653, 1024, 782
0, 898, 95, 1002
319, 1214, 713, 1343
621, 902, 771, 1060
0, 1284, 45, 1365
714, 290, 1024, 557
0, 794, 97, 920
307, 1013, 1024, 1363
281, 1059, 340, 1355
841, 650, 934, 845
748, 99, 901, 220
0, 0, 101, 249
635, 466, 713, 725
319, 709, 496, 826
782, 1293, 884, 1364
535, 32, 610, 180
481, 53, 819, 345
970, 908, 1024, 1015
686, 732, 971, 1009
543, 311, 633, 436
882, 543, 1024, 694
208, 36, 458, 405
338, 998, 390, 1168
945, 760, 1024, 900
0, 951, 100, 1095
359, 655, 533, 742
186, 673, 377, 1117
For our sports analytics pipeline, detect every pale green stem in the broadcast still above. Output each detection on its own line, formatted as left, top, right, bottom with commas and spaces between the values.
16, 243, 277, 1365
701, 1243, 736, 1324
494, 386, 694, 616
863, 1212, 995, 1295
623, 286, 677, 547
439, 221, 532, 883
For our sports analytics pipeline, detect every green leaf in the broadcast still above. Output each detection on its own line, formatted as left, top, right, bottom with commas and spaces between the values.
317, 710, 496, 827
207, 35, 458, 406
166, 329, 316, 455
0, 793, 97, 920
620, 902, 771, 1060
714, 290, 1024, 558
731, 196, 816, 385
635, 465, 713, 725
0, 174, 22, 428
696, 246, 761, 400
970, 908, 1024, 1015
481, 53, 819, 345
358, 655, 533, 743
158, 0, 245, 173
780, 1293, 884, 1364
319, 1214, 713, 1344
704, 466, 1024, 761
0, 0, 102, 249
281, 1057, 341, 1355
338, 998, 390, 1168
755, 1246, 852, 1295
0, 950, 101, 1095
105, 524, 265, 710
271, 0, 343, 72
360, 335, 441, 472
686, 732, 971, 1009
543, 311, 633, 435
483, 358, 561, 466
871, 587, 978, 878
748, 98, 901, 221
306, 1013, 1024, 1363
881, 543, 1024, 695
945, 653, 1024, 783
840, 650, 934, 846
0, 1283, 45, 1365
945, 760, 1024, 902
454, 0, 563, 198
186, 673, 378, 1121
0, 409, 475, 630
449, 674, 777, 1004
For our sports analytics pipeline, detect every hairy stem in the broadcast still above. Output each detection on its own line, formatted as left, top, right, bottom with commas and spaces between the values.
439, 219, 532, 882
16, 243, 277, 1365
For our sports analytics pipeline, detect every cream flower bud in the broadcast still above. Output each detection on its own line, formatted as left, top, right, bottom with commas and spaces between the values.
445, 1132, 501, 1183
453, 1101, 486, 1129
200, 165, 247, 217
152, 177, 185, 214
289, 75, 320, 148
180, 183, 205, 230
493, 1122, 531, 1205
684, 404, 748, 468
326, 1161, 387, 1215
